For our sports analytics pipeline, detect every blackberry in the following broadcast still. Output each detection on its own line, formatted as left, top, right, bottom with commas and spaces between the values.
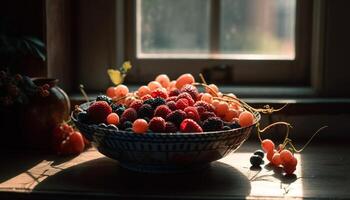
120, 121, 133, 130
143, 98, 155, 106
229, 121, 241, 129
138, 104, 154, 118
96, 95, 112, 104
166, 110, 186, 125
151, 97, 166, 108
253, 150, 265, 159
111, 103, 125, 116
77, 111, 88, 123
250, 155, 263, 167
202, 117, 224, 132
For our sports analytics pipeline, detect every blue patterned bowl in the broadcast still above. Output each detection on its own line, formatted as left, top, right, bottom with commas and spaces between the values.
72, 102, 260, 173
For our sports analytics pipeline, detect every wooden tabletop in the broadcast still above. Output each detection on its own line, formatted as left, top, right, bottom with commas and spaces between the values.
0, 142, 349, 199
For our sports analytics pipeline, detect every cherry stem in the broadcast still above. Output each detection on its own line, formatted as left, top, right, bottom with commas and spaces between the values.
199, 73, 207, 85
285, 126, 328, 153
79, 84, 89, 103
257, 122, 292, 143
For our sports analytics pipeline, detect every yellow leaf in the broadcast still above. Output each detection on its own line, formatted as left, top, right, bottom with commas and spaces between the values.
122, 61, 132, 71
107, 69, 123, 85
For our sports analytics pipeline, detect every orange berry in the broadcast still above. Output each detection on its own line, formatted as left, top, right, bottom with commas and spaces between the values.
284, 165, 296, 175
271, 152, 282, 166
115, 84, 129, 97
138, 85, 151, 97
205, 84, 219, 95
280, 150, 294, 165
212, 100, 220, 109
106, 86, 116, 98
215, 101, 229, 116
132, 119, 149, 134
168, 80, 177, 90
267, 149, 277, 162
238, 111, 254, 127
261, 139, 275, 153
224, 109, 238, 122
175, 73, 195, 89
201, 93, 213, 103
155, 74, 170, 88
107, 113, 119, 125
148, 81, 162, 91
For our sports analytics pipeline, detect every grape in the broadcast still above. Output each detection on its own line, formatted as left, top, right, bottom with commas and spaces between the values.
138, 85, 151, 97
175, 73, 195, 89
132, 119, 149, 134
238, 111, 254, 127
106, 86, 116, 98
261, 139, 275, 153
155, 74, 170, 88
250, 155, 263, 166
253, 150, 265, 158
148, 81, 162, 91
115, 84, 129, 97
107, 113, 120, 125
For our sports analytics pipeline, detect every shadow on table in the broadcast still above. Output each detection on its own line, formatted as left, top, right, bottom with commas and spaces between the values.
0, 153, 43, 184
34, 157, 251, 198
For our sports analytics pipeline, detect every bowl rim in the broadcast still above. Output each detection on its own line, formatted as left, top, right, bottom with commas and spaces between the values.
72, 101, 261, 136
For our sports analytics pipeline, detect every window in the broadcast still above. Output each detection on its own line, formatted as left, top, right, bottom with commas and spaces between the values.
124, 0, 312, 86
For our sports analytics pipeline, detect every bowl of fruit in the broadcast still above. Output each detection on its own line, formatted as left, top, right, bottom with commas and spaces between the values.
72, 73, 260, 173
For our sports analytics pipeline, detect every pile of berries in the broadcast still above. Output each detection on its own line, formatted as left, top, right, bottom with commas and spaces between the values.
77, 73, 256, 134
51, 122, 89, 155
250, 139, 298, 175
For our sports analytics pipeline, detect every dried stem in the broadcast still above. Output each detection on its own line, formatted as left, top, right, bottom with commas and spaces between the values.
79, 84, 89, 103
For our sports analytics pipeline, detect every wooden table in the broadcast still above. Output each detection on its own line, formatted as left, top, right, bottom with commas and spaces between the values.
0, 142, 349, 199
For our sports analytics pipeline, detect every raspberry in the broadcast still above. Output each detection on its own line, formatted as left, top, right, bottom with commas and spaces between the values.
141, 94, 153, 101
169, 89, 180, 97
120, 108, 138, 123
148, 117, 166, 132
175, 98, 189, 110
166, 96, 177, 102
200, 111, 216, 121
138, 104, 154, 118
194, 101, 215, 112
87, 101, 112, 123
166, 101, 177, 111
202, 117, 224, 132
165, 121, 178, 133
180, 119, 203, 133
96, 95, 112, 104
184, 106, 200, 122
151, 88, 168, 99
154, 105, 172, 119
129, 99, 143, 111
180, 84, 199, 101
166, 110, 187, 125
176, 92, 194, 106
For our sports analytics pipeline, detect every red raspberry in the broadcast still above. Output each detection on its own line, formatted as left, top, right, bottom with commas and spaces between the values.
165, 121, 178, 133
149, 117, 166, 132
129, 99, 143, 111
194, 101, 215, 112
196, 106, 206, 115
141, 94, 152, 101
154, 105, 172, 119
175, 98, 189, 110
166, 96, 177, 102
200, 111, 216, 121
166, 110, 187, 125
169, 89, 180, 97
180, 84, 199, 101
184, 107, 200, 122
180, 119, 203, 133
176, 92, 194, 106
166, 101, 177, 111
87, 101, 112, 123
151, 88, 168, 99
120, 108, 138, 123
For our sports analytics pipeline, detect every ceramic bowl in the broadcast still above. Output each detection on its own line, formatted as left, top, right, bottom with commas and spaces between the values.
72, 102, 260, 173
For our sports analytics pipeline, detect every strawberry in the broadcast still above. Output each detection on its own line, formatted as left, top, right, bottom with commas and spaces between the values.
87, 101, 112, 123
180, 119, 203, 133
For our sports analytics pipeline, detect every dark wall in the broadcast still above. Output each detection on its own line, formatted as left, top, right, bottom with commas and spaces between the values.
0, 0, 46, 77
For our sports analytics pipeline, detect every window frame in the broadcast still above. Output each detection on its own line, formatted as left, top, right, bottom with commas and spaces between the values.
123, 0, 313, 86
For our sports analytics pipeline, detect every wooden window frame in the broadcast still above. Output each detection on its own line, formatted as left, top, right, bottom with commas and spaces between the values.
123, 0, 313, 86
